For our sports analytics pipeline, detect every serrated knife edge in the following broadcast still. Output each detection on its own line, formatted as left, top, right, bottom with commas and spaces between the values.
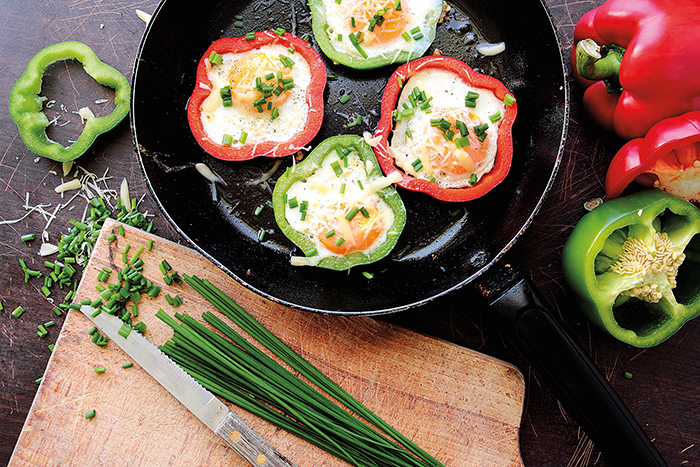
79, 305, 298, 467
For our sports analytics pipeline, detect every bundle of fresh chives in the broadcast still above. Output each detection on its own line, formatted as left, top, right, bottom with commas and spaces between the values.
156, 274, 443, 467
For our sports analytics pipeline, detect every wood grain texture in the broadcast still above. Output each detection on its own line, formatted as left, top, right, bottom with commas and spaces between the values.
9, 219, 525, 466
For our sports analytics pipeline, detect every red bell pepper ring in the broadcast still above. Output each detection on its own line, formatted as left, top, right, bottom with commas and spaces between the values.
606, 111, 700, 201
571, 0, 700, 140
186, 31, 326, 161
373, 56, 516, 202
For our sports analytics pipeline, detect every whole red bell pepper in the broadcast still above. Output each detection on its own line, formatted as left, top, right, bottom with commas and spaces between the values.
606, 111, 700, 201
571, 0, 700, 140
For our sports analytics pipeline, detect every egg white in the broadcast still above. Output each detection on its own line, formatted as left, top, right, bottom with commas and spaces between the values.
389, 68, 506, 188
320, 0, 443, 62
199, 44, 311, 146
284, 149, 397, 262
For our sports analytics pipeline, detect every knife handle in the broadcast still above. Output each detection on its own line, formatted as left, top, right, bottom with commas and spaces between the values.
215, 411, 299, 467
492, 277, 668, 467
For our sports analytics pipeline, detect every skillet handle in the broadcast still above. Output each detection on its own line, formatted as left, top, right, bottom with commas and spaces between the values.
490, 277, 668, 467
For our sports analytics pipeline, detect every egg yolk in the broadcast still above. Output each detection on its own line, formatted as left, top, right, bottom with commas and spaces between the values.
422, 111, 493, 175
347, 0, 412, 45
319, 204, 384, 255
227, 52, 293, 114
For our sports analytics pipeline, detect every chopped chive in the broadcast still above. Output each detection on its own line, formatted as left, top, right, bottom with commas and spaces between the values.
21, 233, 35, 242
411, 159, 423, 171
412, 32, 424, 40
279, 54, 295, 68
348, 115, 362, 127
274, 27, 286, 36
504, 93, 516, 106
94, 366, 107, 373
288, 197, 299, 209
258, 229, 267, 242
271, 107, 280, 120
489, 111, 502, 123
340, 183, 346, 194
118, 323, 132, 339
474, 123, 489, 135
327, 74, 337, 81
325, 230, 336, 238
335, 237, 346, 247
147, 239, 153, 251
443, 129, 455, 141
351, 17, 355, 28
245, 32, 256, 41
470, 173, 478, 185
339, 94, 350, 104
208, 51, 223, 66
406, 129, 412, 138
118, 225, 125, 236
345, 206, 360, 221
84, 409, 96, 420
12, 306, 25, 318
234, 21, 244, 28
455, 136, 471, 148
88, 326, 98, 335
122, 362, 133, 369
331, 161, 343, 177
254, 205, 264, 216
624, 371, 633, 379
362, 271, 374, 279
239, 131, 248, 144
348, 33, 368, 58
401, 31, 411, 41
456, 120, 469, 137
360, 207, 370, 218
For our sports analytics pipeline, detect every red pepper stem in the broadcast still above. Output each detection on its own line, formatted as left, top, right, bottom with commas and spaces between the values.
576, 38, 624, 82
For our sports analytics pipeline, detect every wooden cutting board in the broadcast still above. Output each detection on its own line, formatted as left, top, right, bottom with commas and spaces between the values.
9, 218, 525, 466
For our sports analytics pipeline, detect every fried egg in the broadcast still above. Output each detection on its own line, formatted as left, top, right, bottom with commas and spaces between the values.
315, 0, 443, 66
283, 147, 402, 266
199, 44, 310, 147
389, 68, 506, 188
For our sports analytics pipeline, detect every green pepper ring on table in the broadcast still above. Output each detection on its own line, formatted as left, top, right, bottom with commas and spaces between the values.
562, 190, 700, 348
9, 41, 131, 162
272, 134, 406, 271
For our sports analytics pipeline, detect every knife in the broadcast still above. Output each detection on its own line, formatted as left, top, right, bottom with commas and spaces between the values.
79, 305, 298, 467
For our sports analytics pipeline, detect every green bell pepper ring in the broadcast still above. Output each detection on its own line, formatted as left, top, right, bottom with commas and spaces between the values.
562, 190, 700, 347
9, 41, 131, 162
308, 0, 443, 69
273, 135, 406, 271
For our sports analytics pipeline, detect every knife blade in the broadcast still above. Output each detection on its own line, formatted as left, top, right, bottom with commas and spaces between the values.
79, 305, 298, 467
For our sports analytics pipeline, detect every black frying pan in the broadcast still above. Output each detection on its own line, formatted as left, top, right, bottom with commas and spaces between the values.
131, 0, 563, 314
131, 0, 666, 465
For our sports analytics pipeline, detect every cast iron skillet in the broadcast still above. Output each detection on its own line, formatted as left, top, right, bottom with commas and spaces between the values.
131, 1, 667, 465
131, 0, 563, 314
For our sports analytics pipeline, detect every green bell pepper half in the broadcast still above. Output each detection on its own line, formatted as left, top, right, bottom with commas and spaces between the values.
273, 134, 406, 271
307, 0, 442, 69
562, 189, 700, 347
9, 41, 131, 162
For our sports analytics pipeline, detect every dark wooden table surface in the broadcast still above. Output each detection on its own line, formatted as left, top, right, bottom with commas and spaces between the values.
1, 1, 698, 466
